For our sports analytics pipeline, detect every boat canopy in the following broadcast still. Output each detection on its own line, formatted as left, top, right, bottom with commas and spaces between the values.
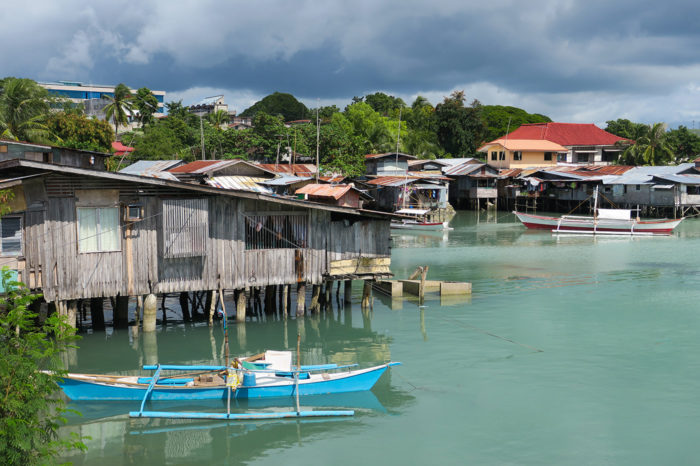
597, 208, 631, 220
395, 208, 429, 216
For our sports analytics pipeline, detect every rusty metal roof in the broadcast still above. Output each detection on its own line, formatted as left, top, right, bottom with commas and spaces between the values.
169, 160, 229, 174
119, 160, 184, 180
205, 176, 272, 193
257, 164, 317, 176
296, 183, 353, 200
364, 152, 417, 160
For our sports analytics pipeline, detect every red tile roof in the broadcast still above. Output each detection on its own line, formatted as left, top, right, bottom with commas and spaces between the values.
112, 141, 134, 155
499, 123, 630, 146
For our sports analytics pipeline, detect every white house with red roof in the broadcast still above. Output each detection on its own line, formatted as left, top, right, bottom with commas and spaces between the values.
496, 122, 631, 166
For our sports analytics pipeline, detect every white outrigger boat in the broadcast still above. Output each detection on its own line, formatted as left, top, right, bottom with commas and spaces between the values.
513, 187, 683, 236
391, 209, 452, 231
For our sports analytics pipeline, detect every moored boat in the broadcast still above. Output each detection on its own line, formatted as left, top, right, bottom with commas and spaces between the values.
391, 208, 452, 231
513, 210, 683, 236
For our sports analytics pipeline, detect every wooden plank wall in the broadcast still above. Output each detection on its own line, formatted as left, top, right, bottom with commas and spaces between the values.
18, 175, 391, 301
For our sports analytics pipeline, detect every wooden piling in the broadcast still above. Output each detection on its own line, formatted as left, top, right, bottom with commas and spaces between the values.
310, 285, 321, 313
135, 295, 143, 328
115, 295, 130, 328
344, 280, 352, 304
66, 300, 77, 330
90, 297, 105, 331
179, 292, 191, 322
143, 293, 157, 332
419, 266, 429, 305
325, 281, 333, 306
282, 285, 289, 318
361, 280, 372, 309
296, 283, 306, 317
236, 289, 246, 322
208, 290, 217, 324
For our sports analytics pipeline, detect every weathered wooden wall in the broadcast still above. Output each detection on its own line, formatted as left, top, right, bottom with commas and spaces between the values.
16, 174, 391, 302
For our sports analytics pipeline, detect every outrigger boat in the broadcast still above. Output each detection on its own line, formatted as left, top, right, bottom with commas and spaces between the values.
513, 187, 684, 236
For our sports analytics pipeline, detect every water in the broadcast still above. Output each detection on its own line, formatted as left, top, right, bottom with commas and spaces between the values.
59, 211, 700, 465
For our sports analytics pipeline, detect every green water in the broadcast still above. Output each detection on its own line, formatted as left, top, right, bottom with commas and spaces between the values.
59, 211, 700, 465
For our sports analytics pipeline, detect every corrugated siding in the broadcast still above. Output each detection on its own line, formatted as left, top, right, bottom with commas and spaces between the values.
162, 198, 208, 258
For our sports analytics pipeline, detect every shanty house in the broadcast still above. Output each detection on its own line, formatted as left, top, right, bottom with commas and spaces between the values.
442, 162, 500, 208
1, 139, 111, 170
168, 159, 277, 193
0, 159, 391, 326
295, 184, 372, 209
364, 153, 417, 176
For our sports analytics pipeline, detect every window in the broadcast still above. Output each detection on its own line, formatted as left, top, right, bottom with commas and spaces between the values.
1, 216, 22, 256
491, 151, 497, 161
635, 185, 641, 191
513, 151, 522, 161
688, 186, 700, 195
77, 207, 120, 252
576, 153, 590, 163
499, 151, 505, 161
544, 152, 553, 161
557, 153, 567, 162
245, 214, 307, 250
162, 199, 208, 258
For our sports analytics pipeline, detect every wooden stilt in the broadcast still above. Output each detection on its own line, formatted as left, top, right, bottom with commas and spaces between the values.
66, 300, 77, 330
344, 280, 352, 304
361, 281, 372, 309
135, 295, 143, 328
90, 297, 105, 331
296, 283, 306, 317
115, 295, 129, 328
236, 289, 246, 322
282, 285, 289, 318
310, 285, 321, 313
179, 292, 191, 322
324, 281, 333, 307
208, 290, 216, 324
143, 294, 157, 332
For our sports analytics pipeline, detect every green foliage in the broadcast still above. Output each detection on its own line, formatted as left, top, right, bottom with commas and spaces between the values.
618, 122, 674, 166
666, 126, 700, 163
129, 124, 187, 161
102, 83, 134, 135
481, 105, 552, 142
0, 267, 86, 465
605, 118, 647, 140
46, 112, 114, 153
165, 100, 188, 119
434, 91, 486, 157
240, 92, 309, 121
208, 109, 229, 129
363, 92, 406, 116
0, 77, 54, 144
133, 88, 159, 126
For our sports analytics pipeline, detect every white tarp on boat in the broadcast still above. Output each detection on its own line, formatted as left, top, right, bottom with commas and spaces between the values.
597, 209, 631, 220
395, 209, 429, 215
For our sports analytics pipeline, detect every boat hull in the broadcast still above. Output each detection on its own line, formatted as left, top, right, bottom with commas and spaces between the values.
513, 211, 683, 235
391, 221, 451, 231
59, 364, 393, 401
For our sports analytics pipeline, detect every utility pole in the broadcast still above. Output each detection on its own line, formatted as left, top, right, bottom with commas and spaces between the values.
200, 115, 206, 160
315, 101, 320, 183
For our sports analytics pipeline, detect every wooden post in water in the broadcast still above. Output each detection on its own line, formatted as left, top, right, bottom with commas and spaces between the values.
179, 292, 191, 322
325, 281, 333, 307
361, 281, 372, 309
90, 297, 105, 331
114, 295, 130, 328
135, 295, 143, 328
265, 285, 276, 315
310, 285, 321, 313
419, 266, 429, 305
282, 285, 289, 318
344, 280, 352, 304
66, 300, 77, 330
296, 283, 306, 317
208, 290, 216, 324
143, 294, 157, 332
235, 289, 246, 322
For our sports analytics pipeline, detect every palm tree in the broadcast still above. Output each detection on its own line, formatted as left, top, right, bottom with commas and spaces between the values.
103, 83, 134, 135
619, 122, 673, 165
208, 109, 229, 130
0, 77, 54, 143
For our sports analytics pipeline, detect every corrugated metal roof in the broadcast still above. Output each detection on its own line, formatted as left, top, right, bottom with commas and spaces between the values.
436, 157, 479, 166
260, 175, 312, 186
205, 176, 272, 193
364, 153, 417, 160
119, 160, 184, 180
169, 160, 229, 174
257, 164, 318, 176
443, 162, 489, 176
366, 176, 417, 187
296, 184, 353, 200
605, 164, 694, 185
651, 174, 700, 185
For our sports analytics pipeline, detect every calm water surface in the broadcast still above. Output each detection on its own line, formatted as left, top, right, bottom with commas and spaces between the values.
59, 211, 700, 465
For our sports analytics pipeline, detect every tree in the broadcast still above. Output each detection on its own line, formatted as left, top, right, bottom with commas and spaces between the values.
434, 91, 486, 157
133, 87, 159, 126
481, 105, 551, 142
343, 102, 394, 153
46, 112, 114, 153
208, 109, 229, 130
239, 92, 309, 121
605, 119, 647, 140
665, 126, 700, 163
364, 92, 405, 116
0, 192, 86, 464
0, 77, 54, 144
165, 100, 188, 119
102, 83, 134, 135
618, 122, 674, 166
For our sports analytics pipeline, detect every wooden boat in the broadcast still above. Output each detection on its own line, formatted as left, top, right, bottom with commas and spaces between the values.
513, 209, 683, 236
58, 351, 400, 402
513, 186, 683, 236
391, 208, 452, 231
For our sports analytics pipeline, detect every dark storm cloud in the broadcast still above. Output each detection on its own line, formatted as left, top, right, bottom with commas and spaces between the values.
1, 0, 699, 124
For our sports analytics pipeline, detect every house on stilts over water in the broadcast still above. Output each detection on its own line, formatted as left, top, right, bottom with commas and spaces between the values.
0, 159, 392, 330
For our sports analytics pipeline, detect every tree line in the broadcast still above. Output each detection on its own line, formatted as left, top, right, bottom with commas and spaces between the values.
2, 77, 699, 174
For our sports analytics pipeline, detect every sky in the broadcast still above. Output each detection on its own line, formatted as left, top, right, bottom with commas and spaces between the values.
3, 0, 700, 129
